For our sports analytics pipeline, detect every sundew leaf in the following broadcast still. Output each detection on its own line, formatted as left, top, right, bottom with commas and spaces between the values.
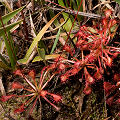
18, 11, 63, 64
0, 6, 25, 27
50, 28, 61, 54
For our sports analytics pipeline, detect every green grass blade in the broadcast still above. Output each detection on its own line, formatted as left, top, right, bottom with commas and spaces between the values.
0, 20, 22, 69
76, 0, 83, 11
50, 28, 61, 54
8, 31, 17, 60
0, 19, 23, 36
114, 0, 120, 5
0, 6, 25, 27
38, 48, 46, 61
58, 0, 72, 31
0, 53, 10, 67
49, 9, 60, 27
3, 33, 16, 69
32, 54, 64, 62
18, 11, 63, 64
0, 19, 23, 69
37, 40, 48, 60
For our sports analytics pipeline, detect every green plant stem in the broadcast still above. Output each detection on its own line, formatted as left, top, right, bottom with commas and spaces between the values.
0, 15, 18, 69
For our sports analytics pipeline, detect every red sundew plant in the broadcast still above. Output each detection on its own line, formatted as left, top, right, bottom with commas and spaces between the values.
0, 69, 62, 114
66, 10, 118, 77
53, 9, 120, 107
0, 6, 120, 118
48, 9, 119, 96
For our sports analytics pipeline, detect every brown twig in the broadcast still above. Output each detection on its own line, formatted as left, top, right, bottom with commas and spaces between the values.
48, 7, 102, 18
31, 0, 35, 12
0, 73, 6, 96
16, 0, 29, 41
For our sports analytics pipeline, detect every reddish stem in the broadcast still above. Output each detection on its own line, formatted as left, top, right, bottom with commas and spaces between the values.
16, 0, 29, 41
